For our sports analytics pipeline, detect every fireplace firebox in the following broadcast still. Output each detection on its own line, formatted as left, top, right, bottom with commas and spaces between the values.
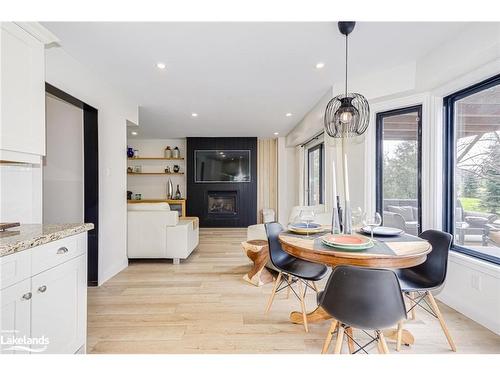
207, 191, 237, 215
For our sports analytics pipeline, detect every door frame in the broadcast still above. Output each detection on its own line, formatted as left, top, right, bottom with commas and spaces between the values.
375, 105, 423, 232
45, 83, 99, 286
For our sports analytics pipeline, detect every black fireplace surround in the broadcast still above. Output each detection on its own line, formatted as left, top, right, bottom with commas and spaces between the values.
187, 137, 257, 227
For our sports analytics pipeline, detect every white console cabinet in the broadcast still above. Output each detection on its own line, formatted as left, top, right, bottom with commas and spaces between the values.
0, 233, 88, 354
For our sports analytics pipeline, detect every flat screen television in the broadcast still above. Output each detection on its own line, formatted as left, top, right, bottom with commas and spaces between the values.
195, 150, 251, 183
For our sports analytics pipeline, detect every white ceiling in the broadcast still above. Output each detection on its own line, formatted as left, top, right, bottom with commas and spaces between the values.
43, 22, 468, 138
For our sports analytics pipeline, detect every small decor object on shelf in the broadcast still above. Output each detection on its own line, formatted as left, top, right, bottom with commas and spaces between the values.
172, 146, 180, 159
127, 191, 133, 200
127, 147, 134, 158
174, 184, 182, 199
165, 166, 171, 174
167, 179, 174, 199
133, 149, 139, 158
173, 165, 180, 173
164, 146, 172, 159
133, 165, 142, 173
134, 193, 142, 200
127, 167, 133, 173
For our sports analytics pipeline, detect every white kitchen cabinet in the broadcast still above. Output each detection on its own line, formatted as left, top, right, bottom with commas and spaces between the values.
0, 232, 88, 354
31, 254, 87, 354
0, 22, 45, 162
0, 279, 32, 354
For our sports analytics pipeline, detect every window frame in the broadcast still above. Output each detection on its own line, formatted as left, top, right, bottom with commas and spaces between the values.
307, 142, 324, 206
375, 105, 423, 233
443, 73, 500, 265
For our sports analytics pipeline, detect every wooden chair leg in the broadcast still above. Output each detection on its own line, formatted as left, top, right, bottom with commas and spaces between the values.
426, 292, 457, 352
409, 292, 416, 320
346, 327, 355, 354
265, 272, 282, 314
396, 322, 403, 351
286, 274, 292, 299
321, 319, 338, 354
378, 331, 390, 354
333, 324, 345, 354
297, 279, 309, 332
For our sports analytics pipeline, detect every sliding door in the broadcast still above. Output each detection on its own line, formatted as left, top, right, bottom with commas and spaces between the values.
444, 75, 500, 264
307, 143, 324, 206
376, 106, 422, 235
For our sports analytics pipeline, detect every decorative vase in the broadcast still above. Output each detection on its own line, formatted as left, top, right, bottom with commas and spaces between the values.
164, 146, 172, 159
127, 147, 134, 158
173, 165, 180, 173
343, 201, 352, 234
133, 149, 139, 158
172, 147, 180, 159
165, 166, 171, 174
167, 179, 174, 199
331, 196, 341, 234
174, 184, 182, 199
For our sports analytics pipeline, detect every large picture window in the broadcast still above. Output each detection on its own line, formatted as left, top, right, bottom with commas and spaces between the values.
444, 74, 500, 264
307, 143, 324, 206
376, 106, 422, 236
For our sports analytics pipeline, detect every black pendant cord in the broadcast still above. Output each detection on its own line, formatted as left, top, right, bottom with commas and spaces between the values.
344, 33, 348, 97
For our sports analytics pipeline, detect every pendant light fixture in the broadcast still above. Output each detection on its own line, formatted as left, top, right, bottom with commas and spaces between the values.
324, 22, 370, 138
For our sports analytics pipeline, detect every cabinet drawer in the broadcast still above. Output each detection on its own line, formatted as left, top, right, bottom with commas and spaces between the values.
31, 233, 85, 275
0, 249, 31, 290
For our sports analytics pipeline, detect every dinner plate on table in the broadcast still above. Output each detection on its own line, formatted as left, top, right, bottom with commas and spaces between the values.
288, 222, 324, 234
360, 226, 404, 236
321, 234, 374, 251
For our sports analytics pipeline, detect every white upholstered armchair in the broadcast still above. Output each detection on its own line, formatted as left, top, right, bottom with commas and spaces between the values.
127, 202, 199, 264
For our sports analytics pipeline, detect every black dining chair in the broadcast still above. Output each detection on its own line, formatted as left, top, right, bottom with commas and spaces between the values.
394, 229, 456, 351
264, 222, 328, 332
319, 266, 407, 354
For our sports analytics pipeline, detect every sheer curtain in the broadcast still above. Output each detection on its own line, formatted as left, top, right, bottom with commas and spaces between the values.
257, 138, 277, 223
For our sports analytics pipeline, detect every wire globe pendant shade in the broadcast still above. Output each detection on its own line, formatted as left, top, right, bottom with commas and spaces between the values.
324, 22, 370, 138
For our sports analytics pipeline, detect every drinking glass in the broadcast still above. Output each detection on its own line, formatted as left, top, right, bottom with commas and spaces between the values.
299, 209, 316, 237
363, 212, 382, 240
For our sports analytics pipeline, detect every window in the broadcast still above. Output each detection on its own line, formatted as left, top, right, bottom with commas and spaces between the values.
307, 143, 324, 206
376, 106, 422, 236
444, 74, 500, 265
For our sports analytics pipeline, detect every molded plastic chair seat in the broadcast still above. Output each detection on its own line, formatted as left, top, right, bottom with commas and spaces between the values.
317, 290, 324, 305
280, 258, 328, 281
394, 268, 436, 291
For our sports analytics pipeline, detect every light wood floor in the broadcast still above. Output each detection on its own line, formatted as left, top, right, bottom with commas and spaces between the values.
87, 228, 500, 354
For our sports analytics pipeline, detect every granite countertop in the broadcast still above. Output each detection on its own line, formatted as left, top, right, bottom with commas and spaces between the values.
0, 223, 94, 258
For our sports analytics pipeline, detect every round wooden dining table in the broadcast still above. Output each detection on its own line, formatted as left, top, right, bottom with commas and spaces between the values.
278, 230, 432, 346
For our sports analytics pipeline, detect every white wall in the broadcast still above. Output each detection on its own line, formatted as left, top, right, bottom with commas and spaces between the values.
284, 22, 500, 334
45, 46, 138, 285
277, 137, 297, 225
0, 163, 41, 223
43, 94, 84, 223
127, 138, 186, 199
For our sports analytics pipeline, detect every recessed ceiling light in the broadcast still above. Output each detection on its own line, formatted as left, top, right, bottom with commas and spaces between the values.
191, 113, 198, 117
315, 62, 325, 69
274, 132, 279, 136
131, 131, 138, 136
156, 62, 166, 70
285, 113, 292, 117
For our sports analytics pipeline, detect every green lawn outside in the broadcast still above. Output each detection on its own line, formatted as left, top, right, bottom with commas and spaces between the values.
459, 197, 485, 212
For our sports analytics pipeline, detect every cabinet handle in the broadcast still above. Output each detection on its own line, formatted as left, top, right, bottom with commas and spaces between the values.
22, 292, 32, 300
38, 285, 47, 293
57, 247, 69, 254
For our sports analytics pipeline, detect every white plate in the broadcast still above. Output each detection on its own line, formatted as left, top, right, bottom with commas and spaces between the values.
360, 226, 404, 236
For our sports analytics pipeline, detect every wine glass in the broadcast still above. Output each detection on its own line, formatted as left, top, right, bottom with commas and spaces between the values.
299, 209, 316, 237
363, 212, 382, 240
